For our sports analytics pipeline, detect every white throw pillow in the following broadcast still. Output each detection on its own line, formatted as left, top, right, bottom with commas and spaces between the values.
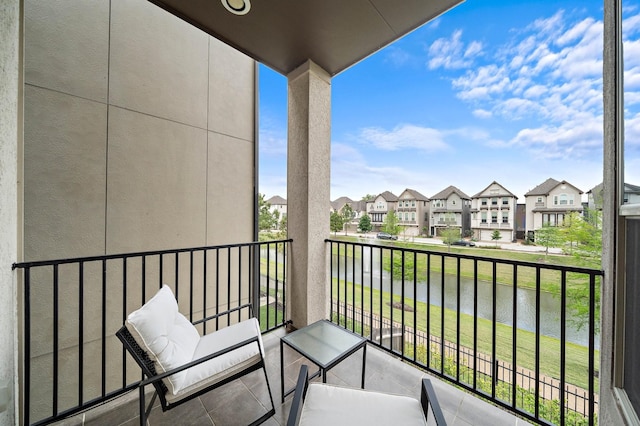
125, 285, 200, 395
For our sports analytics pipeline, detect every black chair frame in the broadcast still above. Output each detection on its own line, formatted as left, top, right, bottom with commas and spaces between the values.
286, 365, 447, 425
117, 303, 275, 426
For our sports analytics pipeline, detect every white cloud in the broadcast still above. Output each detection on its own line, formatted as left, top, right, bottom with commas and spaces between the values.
435, 9, 618, 160
358, 124, 450, 152
428, 30, 482, 70
473, 109, 492, 119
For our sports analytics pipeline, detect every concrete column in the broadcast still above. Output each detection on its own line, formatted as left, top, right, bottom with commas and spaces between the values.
0, 0, 20, 424
287, 60, 331, 328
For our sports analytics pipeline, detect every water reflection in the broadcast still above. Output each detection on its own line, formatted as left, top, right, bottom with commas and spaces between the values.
331, 247, 599, 349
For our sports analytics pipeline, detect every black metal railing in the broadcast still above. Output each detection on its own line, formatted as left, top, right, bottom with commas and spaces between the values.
327, 239, 602, 426
13, 239, 291, 426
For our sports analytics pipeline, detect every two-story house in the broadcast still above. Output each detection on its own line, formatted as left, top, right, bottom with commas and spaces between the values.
331, 196, 354, 214
396, 188, 430, 236
429, 185, 471, 237
470, 181, 518, 242
524, 178, 583, 241
587, 182, 640, 209
366, 191, 398, 228
267, 195, 287, 217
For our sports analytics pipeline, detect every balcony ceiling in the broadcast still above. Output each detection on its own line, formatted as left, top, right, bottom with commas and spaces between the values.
147, 0, 464, 77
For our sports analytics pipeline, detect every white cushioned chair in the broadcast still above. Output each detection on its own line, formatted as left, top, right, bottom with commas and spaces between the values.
116, 285, 275, 426
287, 365, 446, 426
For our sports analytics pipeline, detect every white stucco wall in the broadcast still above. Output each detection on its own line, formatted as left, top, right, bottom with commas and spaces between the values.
0, 0, 20, 424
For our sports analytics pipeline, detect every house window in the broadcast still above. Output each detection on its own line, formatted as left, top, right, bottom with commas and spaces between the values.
502, 198, 509, 205
491, 197, 498, 206
452, 200, 456, 205
481, 198, 487, 206
481, 212, 487, 223
412, 200, 415, 207
537, 197, 543, 203
411, 212, 415, 221
405, 212, 409, 220
559, 194, 568, 205
502, 212, 508, 223
491, 212, 498, 223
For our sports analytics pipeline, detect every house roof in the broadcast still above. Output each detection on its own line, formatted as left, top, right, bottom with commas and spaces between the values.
147, 0, 464, 77
430, 185, 470, 200
331, 196, 354, 211
377, 191, 398, 202
399, 188, 429, 201
266, 195, 287, 205
588, 182, 640, 195
471, 181, 517, 199
351, 200, 368, 212
525, 178, 583, 196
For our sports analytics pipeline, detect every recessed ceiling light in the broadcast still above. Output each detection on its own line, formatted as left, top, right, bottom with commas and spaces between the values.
221, 0, 251, 15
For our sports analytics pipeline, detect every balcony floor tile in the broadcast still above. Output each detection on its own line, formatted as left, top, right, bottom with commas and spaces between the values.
55, 327, 530, 426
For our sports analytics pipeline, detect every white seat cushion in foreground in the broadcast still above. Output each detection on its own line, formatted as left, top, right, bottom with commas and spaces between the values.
165, 317, 264, 403
125, 285, 265, 402
299, 383, 427, 426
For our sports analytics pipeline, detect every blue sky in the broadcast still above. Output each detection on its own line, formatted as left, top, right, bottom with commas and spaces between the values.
258, 0, 640, 202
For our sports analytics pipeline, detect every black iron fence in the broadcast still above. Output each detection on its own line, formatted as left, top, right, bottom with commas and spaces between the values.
13, 239, 291, 426
327, 239, 602, 426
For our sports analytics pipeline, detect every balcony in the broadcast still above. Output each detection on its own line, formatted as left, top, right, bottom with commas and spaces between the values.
13, 238, 600, 425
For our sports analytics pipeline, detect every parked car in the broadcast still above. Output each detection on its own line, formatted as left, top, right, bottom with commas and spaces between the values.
376, 232, 398, 240
452, 240, 475, 247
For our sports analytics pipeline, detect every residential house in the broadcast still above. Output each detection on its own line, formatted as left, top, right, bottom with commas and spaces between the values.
366, 191, 398, 229
1, 1, 636, 425
331, 196, 356, 232
350, 200, 369, 221
524, 178, 583, 241
429, 186, 471, 237
266, 195, 287, 217
331, 196, 354, 214
396, 188, 430, 236
587, 182, 640, 209
470, 181, 517, 242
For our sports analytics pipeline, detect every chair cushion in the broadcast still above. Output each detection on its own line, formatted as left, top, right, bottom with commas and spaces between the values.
166, 317, 264, 403
125, 285, 200, 395
299, 383, 427, 426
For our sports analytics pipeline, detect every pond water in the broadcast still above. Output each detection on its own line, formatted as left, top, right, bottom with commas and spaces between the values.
331, 247, 599, 349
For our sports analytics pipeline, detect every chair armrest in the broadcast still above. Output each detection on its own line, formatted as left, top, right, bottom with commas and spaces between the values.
139, 335, 261, 387
286, 365, 310, 426
421, 378, 447, 426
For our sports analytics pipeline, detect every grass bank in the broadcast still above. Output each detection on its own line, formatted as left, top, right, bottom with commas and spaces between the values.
332, 278, 599, 392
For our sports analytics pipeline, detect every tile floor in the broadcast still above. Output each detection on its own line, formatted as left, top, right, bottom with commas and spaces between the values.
55, 327, 533, 426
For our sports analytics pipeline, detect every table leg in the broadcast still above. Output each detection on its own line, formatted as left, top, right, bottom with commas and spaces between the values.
361, 344, 367, 389
322, 368, 327, 383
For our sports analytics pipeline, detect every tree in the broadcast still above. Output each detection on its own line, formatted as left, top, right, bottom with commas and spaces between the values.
361, 194, 376, 201
534, 223, 563, 257
278, 213, 287, 232
341, 204, 354, 235
358, 213, 372, 234
258, 193, 276, 231
491, 230, 501, 247
440, 227, 460, 251
330, 211, 344, 235
381, 210, 400, 235
561, 210, 602, 260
